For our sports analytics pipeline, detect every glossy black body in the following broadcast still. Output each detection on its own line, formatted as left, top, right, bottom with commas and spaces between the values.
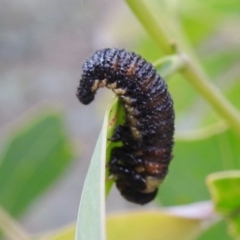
77, 48, 174, 204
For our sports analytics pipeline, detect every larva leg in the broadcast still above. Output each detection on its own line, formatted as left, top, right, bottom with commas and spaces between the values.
110, 163, 146, 192
109, 147, 146, 192
109, 147, 142, 168
109, 125, 129, 142
110, 126, 141, 150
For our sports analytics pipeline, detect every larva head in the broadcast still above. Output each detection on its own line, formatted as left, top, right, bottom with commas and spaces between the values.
77, 53, 106, 104
76, 77, 95, 105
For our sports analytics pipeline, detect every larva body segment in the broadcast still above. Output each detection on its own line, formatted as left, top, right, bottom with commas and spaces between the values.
77, 48, 174, 204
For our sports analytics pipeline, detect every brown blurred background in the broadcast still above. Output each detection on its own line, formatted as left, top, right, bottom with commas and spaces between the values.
0, 0, 154, 234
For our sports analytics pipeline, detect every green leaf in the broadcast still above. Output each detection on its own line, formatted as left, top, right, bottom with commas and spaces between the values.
41, 208, 208, 240
159, 129, 240, 206
75, 96, 126, 239
105, 97, 125, 196
207, 171, 240, 215
197, 220, 231, 240
75, 104, 110, 240
206, 171, 240, 239
0, 109, 74, 217
107, 211, 203, 240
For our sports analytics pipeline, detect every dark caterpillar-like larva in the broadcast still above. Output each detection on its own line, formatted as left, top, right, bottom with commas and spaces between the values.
76, 48, 174, 204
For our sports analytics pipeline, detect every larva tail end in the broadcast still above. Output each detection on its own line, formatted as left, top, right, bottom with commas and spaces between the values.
116, 180, 158, 205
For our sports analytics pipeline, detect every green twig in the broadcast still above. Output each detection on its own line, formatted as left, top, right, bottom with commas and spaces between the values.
0, 206, 30, 240
175, 121, 228, 141
126, 0, 174, 54
126, 0, 240, 137
182, 59, 240, 137
153, 54, 186, 78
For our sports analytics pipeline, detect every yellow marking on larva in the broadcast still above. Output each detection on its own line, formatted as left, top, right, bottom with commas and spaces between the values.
91, 80, 100, 91
134, 166, 145, 173
107, 82, 117, 89
141, 74, 155, 89
112, 58, 118, 70
112, 88, 126, 95
130, 126, 142, 139
91, 79, 108, 91
120, 95, 132, 104
134, 150, 143, 156
127, 115, 138, 127
126, 64, 135, 76
98, 79, 107, 88
145, 162, 164, 174
124, 105, 136, 115
141, 177, 163, 193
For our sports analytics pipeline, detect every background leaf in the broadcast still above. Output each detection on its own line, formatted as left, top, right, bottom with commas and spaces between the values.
197, 220, 231, 240
0, 109, 74, 217
206, 171, 240, 239
158, 129, 240, 206
107, 211, 203, 240
75, 105, 109, 240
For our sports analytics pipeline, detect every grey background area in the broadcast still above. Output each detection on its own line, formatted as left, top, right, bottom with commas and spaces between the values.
0, 0, 157, 234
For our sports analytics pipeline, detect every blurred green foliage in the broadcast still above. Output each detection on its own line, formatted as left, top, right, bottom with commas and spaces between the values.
197, 220, 231, 240
136, 0, 240, 125
207, 171, 240, 239
0, 0, 240, 239
159, 129, 240, 206
116, 0, 240, 239
0, 109, 74, 217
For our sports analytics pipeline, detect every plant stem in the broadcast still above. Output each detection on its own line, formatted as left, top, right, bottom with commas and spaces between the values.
0, 206, 30, 240
183, 59, 240, 137
126, 0, 174, 54
126, 0, 240, 137
153, 54, 186, 78
175, 121, 228, 141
